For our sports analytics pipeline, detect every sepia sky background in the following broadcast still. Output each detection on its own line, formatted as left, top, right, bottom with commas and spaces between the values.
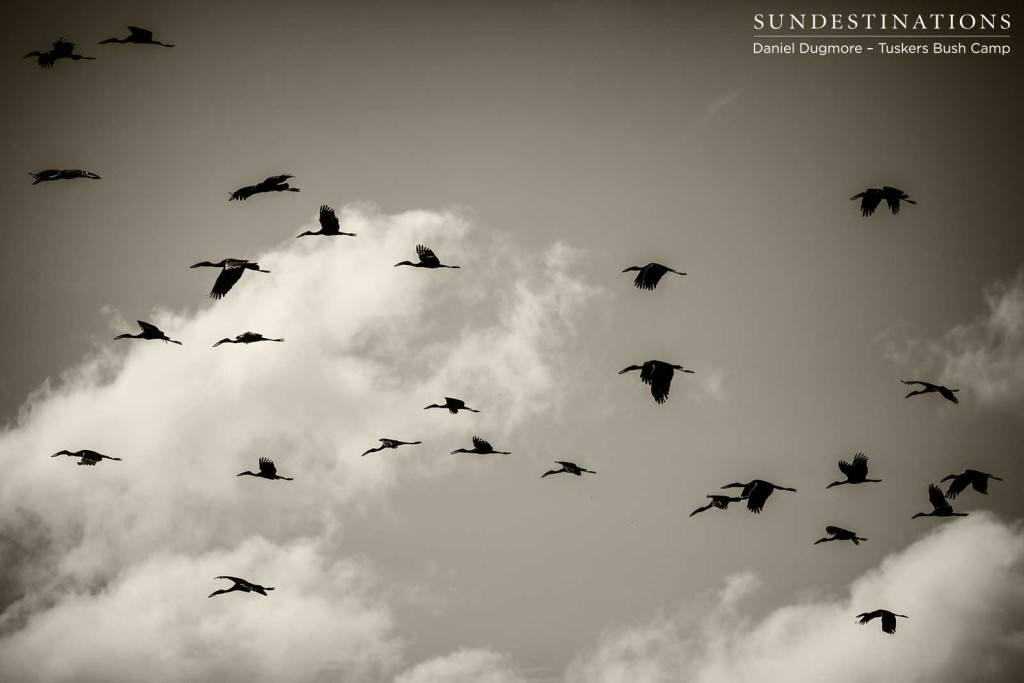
1, 1, 1022, 681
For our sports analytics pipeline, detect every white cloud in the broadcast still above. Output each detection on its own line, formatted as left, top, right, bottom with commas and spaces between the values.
0, 205, 595, 682
889, 266, 1024, 407
395, 649, 529, 683
563, 514, 1024, 683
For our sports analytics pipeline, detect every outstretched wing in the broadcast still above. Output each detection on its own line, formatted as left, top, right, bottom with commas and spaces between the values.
824, 526, 844, 537
745, 482, 773, 513
258, 457, 278, 477
445, 397, 465, 409
635, 263, 668, 290
210, 265, 246, 299
215, 575, 250, 586
53, 39, 75, 56
137, 321, 160, 335
839, 453, 868, 479
927, 483, 951, 513
944, 473, 971, 499
128, 26, 154, 41
472, 436, 492, 451
856, 610, 880, 625
265, 174, 293, 184
229, 184, 258, 201
319, 205, 339, 233
648, 363, 675, 404
970, 472, 994, 495
416, 244, 441, 267
851, 189, 883, 216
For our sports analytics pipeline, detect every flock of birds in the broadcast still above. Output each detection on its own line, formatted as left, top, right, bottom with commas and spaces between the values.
26, 28, 998, 637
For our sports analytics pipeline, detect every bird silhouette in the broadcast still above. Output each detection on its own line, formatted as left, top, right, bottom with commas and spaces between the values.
619, 360, 694, 404
902, 380, 959, 404
424, 397, 479, 414
451, 436, 509, 455
237, 457, 293, 481
826, 453, 881, 488
394, 245, 460, 269
51, 449, 121, 466
29, 169, 100, 184
851, 187, 915, 216
689, 495, 744, 517
814, 526, 867, 545
213, 332, 284, 347
720, 480, 797, 514
941, 469, 1002, 499
912, 483, 968, 519
190, 259, 269, 299
208, 576, 274, 598
856, 609, 907, 634
229, 174, 300, 201
297, 205, 357, 237
24, 38, 95, 68
114, 320, 181, 344
98, 26, 174, 47
622, 263, 686, 291
361, 439, 422, 456
541, 461, 595, 478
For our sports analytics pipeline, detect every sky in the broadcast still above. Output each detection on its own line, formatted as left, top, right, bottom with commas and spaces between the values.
1, 1, 1022, 681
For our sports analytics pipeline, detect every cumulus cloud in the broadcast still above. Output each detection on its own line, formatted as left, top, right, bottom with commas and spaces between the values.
888, 266, 1024, 407
0, 206, 595, 682
563, 514, 1024, 683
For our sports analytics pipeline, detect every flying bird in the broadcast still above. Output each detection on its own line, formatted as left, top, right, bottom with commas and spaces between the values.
114, 320, 181, 344
541, 461, 595, 478
856, 609, 907, 634
902, 380, 959, 404
450, 436, 509, 455
24, 38, 95, 68
720, 479, 797, 514
208, 576, 274, 598
297, 205, 357, 237
361, 439, 422, 456
826, 453, 881, 488
229, 174, 300, 201
424, 397, 479, 414
850, 187, 915, 216
941, 469, 1002, 499
618, 360, 694, 404
213, 332, 284, 347
51, 449, 121, 466
814, 526, 867, 545
30, 169, 100, 184
190, 259, 269, 299
98, 26, 174, 47
394, 244, 460, 269
236, 457, 293, 481
622, 263, 686, 291
912, 483, 968, 519
688, 495, 744, 517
